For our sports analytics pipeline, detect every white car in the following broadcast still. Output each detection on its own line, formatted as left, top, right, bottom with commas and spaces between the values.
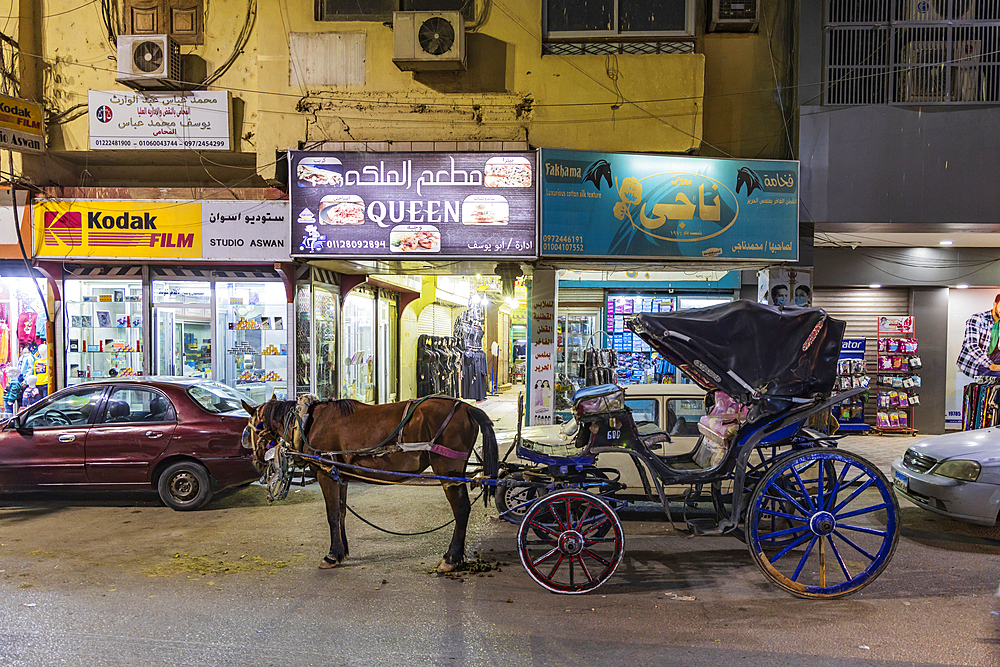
890, 429, 1000, 526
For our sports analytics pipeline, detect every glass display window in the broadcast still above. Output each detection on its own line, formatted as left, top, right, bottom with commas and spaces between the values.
216, 281, 288, 403
377, 293, 398, 403
0, 277, 48, 407
314, 284, 338, 399
152, 281, 211, 379
342, 291, 374, 402
65, 279, 143, 385
295, 283, 312, 397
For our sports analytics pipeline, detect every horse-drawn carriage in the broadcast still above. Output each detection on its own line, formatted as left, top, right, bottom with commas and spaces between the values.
244, 301, 899, 600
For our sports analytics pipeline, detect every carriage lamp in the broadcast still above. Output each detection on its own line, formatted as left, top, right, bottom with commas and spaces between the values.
932, 460, 981, 482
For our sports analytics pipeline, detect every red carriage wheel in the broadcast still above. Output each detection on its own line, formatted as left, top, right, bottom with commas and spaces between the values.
517, 490, 624, 594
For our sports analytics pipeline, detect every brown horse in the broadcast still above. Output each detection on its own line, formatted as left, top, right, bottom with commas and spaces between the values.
243, 395, 498, 572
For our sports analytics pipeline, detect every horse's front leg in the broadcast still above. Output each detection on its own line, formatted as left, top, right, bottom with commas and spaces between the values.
438, 482, 471, 573
339, 481, 349, 560
317, 470, 347, 569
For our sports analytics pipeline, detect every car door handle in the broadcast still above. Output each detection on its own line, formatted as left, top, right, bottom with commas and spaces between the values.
146, 431, 164, 439
58, 434, 75, 442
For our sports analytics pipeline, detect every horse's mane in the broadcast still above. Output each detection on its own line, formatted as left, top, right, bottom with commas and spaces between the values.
324, 398, 362, 416
259, 397, 364, 436
259, 400, 298, 435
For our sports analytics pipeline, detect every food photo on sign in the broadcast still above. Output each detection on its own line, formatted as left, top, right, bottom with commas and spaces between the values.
288, 151, 537, 259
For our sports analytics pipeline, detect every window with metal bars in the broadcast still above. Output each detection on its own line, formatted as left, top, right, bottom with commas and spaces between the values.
824, 0, 1000, 105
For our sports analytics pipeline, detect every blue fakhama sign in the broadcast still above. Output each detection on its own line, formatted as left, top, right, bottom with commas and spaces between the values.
539, 148, 799, 261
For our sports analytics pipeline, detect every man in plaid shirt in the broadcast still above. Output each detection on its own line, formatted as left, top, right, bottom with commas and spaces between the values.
957, 294, 1000, 378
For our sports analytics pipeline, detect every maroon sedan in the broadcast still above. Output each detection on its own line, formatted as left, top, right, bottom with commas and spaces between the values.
0, 378, 257, 510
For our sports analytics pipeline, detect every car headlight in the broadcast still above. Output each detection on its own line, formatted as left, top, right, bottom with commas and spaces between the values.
932, 459, 981, 482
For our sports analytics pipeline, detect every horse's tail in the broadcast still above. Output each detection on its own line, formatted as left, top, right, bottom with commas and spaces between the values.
467, 406, 498, 506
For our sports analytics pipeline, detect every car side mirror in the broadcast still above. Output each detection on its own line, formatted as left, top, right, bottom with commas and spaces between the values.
14, 417, 31, 435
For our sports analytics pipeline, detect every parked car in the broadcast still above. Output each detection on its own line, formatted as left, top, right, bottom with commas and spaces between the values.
891, 429, 1000, 526
0, 377, 257, 510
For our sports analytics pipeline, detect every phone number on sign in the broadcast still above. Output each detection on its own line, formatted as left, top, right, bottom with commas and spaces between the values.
92, 139, 228, 148
330, 239, 387, 249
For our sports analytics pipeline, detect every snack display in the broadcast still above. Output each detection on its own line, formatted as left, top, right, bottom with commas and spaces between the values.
484, 156, 533, 188
390, 225, 441, 253
318, 195, 365, 225
297, 162, 343, 187
462, 195, 509, 225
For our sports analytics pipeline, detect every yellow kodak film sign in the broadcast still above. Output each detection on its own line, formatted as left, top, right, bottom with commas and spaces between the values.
0, 95, 44, 154
35, 200, 202, 258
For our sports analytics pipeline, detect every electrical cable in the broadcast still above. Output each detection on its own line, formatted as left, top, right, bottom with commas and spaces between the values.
8, 150, 51, 323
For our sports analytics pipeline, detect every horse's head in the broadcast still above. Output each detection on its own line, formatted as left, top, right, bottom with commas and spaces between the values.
241, 397, 282, 474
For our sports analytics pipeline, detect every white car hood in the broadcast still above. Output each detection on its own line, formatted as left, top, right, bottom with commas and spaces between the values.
909, 428, 1000, 464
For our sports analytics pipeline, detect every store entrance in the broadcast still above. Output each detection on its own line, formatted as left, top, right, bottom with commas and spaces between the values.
152, 282, 212, 380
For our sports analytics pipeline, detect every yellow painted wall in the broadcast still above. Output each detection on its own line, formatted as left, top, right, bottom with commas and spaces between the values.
23, 0, 707, 184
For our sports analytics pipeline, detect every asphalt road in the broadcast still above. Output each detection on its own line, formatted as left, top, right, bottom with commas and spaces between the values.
0, 470, 997, 667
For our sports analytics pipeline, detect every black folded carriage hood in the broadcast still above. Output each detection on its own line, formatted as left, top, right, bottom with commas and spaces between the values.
627, 300, 845, 407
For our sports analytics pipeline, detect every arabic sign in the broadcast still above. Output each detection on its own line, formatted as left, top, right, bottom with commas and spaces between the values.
202, 201, 289, 261
88, 91, 230, 150
528, 269, 557, 425
540, 148, 798, 261
288, 151, 537, 259
34, 199, 290, 261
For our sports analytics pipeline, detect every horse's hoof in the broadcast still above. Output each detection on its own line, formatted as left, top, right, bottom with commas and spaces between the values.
319, 556, 340, 569
436, 558, 455, 573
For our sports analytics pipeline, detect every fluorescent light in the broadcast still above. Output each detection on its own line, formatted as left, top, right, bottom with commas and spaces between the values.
939, 240, 954, 245
956, 284, 969, 289
869, 284, 881, 289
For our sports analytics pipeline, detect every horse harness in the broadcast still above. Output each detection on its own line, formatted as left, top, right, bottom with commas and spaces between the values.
283, 394, 471, 463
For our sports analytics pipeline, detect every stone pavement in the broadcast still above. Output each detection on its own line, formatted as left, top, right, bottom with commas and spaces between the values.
475, 385, 918, 474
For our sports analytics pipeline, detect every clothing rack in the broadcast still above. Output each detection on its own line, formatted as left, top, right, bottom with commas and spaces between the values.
962, 380, 1000, 430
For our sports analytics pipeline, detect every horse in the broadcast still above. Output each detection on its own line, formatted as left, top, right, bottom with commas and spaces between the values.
242, 395, 498, 573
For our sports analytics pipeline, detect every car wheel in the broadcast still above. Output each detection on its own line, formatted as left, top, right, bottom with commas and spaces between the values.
158, 462, 214, 511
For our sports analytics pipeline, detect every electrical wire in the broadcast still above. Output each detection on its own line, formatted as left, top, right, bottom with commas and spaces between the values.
202, 0, 256, 86
8, 151, 51, 323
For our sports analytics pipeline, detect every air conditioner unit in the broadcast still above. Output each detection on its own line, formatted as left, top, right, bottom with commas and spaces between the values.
903, 41, 947, 102
115, 34, 184, 90
952, 39, 984, 101
709, 0, 758, 32
393, 11, 466, 71
908, 0, 974, 21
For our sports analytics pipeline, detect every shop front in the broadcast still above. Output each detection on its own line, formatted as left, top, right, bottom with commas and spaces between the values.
534, 148, 800, 424
287, 148, 538, 403
0, 189, 53, 413
33, 198, 292, 401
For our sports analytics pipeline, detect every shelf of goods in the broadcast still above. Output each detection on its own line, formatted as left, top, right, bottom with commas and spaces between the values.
223, 310, 287, 404
606, 294, 676, 385
833, 338, 870, 432
874, 316, 921, 436
66, 290, 143, 384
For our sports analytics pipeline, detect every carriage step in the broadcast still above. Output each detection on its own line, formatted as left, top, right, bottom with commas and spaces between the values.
685, 518, 733, 536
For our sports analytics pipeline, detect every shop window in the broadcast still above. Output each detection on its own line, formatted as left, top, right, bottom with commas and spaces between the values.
544, 0, 693, 39
65, 280, 143, 385
296, 283, 312, 398
123, 0, 204, 45
217, 281, 287, 404
342, 291, 375, 402
315, 285, 339, 400
0, 277, 47, 411
152, 281, 211, 379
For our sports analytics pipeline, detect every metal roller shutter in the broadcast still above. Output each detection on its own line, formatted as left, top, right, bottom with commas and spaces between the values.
812, 288, 910, 348
813, 288, 911, 426
558, 287, 605, 307
417, 303, 458, 337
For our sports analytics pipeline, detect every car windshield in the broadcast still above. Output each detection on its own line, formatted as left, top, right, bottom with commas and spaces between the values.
187, 383, 250, 415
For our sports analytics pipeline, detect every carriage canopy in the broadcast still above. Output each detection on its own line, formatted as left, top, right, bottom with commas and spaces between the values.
627, 300, 845, 405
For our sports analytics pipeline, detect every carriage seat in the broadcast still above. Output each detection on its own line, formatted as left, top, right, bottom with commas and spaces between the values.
635, 421, 669, 450
695, 391, 746, 468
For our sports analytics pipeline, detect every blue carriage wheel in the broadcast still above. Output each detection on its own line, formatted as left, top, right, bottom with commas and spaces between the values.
517, 490, 624, 595
746, 449, 899, 599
